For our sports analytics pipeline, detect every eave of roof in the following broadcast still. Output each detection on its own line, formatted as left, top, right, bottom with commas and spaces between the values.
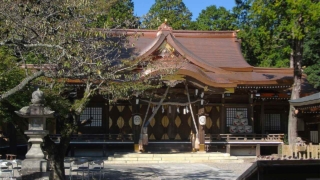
289, 93, 320, 107
253, 67, 293, 74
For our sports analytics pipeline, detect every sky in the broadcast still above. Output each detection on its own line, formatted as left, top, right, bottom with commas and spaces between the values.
133, 0, 236, 20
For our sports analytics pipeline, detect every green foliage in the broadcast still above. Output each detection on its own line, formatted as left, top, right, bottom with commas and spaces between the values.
89, 0, 139, 28
0, 47, 30, 123
196, 5, 237, 31
303, 22, 320, 88
233, 0, 253, 26
235, 0, 291, 67
235, 0, 320, 68
304, 64, 320, 89
238, 0, 320, 145
142, 0, 192, 30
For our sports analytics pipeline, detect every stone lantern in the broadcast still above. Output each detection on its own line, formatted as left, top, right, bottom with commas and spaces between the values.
15, 88, 54, 179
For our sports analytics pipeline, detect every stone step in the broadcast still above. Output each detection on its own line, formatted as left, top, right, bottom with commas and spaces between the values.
110, 156, 238, 162
104, 159, 244, 164
106, 152, 242, 164
113, 152, 230, 158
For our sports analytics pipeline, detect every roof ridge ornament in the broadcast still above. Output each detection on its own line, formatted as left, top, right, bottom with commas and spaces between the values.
157, 19, 173, 33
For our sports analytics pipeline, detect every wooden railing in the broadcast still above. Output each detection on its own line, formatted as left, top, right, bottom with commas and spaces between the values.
205, 134, 284, 142
282, 143, 320, 159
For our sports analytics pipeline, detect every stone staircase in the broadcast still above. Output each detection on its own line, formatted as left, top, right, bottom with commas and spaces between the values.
105, 152, 244, 164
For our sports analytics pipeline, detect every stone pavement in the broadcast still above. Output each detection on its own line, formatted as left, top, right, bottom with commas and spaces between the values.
6, 159, 254, 180
66, 161, 253, 180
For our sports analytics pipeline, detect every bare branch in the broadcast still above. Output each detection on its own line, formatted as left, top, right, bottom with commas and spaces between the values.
0, 71, 44, 101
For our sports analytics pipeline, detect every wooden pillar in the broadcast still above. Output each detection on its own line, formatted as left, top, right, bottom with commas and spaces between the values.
133, 96, 141, 152
226, 144, 230, 154
8, 122, 17, 155
261, 101, 265, 134
277, 144, 282, 155
198, 125, 205, 152
256, 144, 261, 156
221, 94, 226, 133
249, 93, 254, 132
318, 124, 320, 143
198, 97, 205, 152
105, 100, 109, 134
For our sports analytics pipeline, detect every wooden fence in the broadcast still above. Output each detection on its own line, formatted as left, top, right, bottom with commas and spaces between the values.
282, 143, 320, 159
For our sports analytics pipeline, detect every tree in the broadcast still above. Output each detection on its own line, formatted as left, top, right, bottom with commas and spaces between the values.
196, 5, 237, 31
0, 46, 32, 155
235, 0, 292, 67
302, 21, 320, 88
90, 0, 139, 28
0, 47, 28, 122
234, 0, 253, 26
237, 0, 320, 144
0, 0, 167, 179
142, 0, 192, 30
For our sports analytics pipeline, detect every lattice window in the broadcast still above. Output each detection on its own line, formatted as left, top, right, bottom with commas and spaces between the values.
80, 107, 102, 127
226, 107, 248, 127
265, 114, 281, 130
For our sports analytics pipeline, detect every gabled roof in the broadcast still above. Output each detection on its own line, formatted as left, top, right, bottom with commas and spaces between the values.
114, 22, 294, 88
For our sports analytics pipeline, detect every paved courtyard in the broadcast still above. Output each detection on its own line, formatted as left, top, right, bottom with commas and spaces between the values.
3, 159, 254, 180
66, 161, 253, 180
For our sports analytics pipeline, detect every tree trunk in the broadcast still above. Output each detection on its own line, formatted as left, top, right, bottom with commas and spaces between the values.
51, 153, 66, 180
43, 131, 71, 180
288, 39, 303, 145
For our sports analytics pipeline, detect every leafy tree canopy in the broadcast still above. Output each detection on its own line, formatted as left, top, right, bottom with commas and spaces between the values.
196, 5, 237, 31
303, 22, 320, 88
90, 0, 139, 28
237, 0, 320, 145
142, 0, 192, 30
0, 47, 31, 124
0, 0, 169, 179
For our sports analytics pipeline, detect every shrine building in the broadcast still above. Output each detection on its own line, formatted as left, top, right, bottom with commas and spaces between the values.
50, 22, 316, 156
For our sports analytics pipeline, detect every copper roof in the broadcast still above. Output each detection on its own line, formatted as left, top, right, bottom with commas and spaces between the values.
121, 22, 293, 88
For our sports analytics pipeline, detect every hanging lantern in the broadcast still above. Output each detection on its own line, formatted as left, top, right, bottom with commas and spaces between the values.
177, 106, 180, 113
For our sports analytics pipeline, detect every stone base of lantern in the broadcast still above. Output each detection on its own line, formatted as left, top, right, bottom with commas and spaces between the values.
21, 159, 51, 180
24, 130, 48, 159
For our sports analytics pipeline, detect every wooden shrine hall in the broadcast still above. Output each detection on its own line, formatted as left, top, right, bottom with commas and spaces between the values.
51, 22, 299, 156
289, 93, 320, 144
